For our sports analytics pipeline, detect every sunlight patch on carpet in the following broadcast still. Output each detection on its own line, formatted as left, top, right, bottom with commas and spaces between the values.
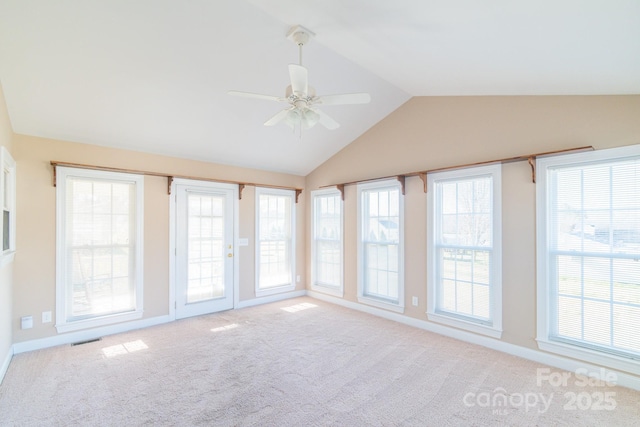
281, 302, 318, 313
101, 340, 149, 358
211, 323, 239, 333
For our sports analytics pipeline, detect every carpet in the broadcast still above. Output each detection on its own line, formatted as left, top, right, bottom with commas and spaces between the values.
1, 297, 639, 426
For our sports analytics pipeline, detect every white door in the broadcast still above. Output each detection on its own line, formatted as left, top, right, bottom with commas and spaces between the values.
175, 181, 235, 319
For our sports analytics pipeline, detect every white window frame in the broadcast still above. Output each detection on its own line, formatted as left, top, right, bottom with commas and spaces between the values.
357, 179, 405, 313
55, 167, 144, 333
536, 144, 640, 375
255, 187, 296, 297
427, 164, 503, 338
311, 188, 343, 297
1, 146, 16, 267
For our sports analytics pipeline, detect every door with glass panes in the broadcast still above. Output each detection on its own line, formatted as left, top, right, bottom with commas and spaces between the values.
175, 181, 235, 319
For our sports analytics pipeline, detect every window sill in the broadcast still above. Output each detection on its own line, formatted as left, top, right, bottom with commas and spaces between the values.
537, 338, 640, 376
256, 284, 296, 298
358, 296, 404, 314
310, 284, 343, 298
427, 312, 502, 339
56, 310, 143, 333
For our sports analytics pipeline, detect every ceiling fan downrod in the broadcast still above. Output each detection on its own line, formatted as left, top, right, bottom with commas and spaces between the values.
286, 25, 314, 66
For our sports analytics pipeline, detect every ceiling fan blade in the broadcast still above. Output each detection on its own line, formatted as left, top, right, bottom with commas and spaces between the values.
314, 93, 371, 105
228, 90, 284, 102
314, 108, 340, 130
264, 108, 293, 127
289, 64, 308, 97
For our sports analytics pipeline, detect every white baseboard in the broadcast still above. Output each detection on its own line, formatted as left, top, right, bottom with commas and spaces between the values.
236, 290, 307, 309
0, 345, 13, 385
10, 292, 306, 356
12, 315, 171, 355
307, 291, 640, 391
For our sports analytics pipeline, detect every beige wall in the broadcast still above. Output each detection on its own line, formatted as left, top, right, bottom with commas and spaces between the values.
12, 134, 306, 343
306, 95, 640, 351
0, 82, 14, 369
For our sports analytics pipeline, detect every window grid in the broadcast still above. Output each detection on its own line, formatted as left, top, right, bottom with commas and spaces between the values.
361, 185, 401, 303
257, 191, 294, 290
186, 193, 225, 303
549, 159, 640, 357
313, 191, 342, 288
435, 177, 493, 322
65, 177, 138, 320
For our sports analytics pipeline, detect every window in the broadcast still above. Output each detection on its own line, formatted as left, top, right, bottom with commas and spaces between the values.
255, 188, 295, 296
311, 189, 343, 296
0, 146, 16, 267
427, 164, 502, 338
56, 167, 144, 332
537, 145, 640, 373
357, 180, 404, 312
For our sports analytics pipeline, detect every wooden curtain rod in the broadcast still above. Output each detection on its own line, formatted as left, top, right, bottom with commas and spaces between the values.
322, 145, 594, 199
50, 161, 303, 202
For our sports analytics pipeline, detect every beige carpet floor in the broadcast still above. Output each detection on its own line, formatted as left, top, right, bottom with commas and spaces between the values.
1, 297, 639, 426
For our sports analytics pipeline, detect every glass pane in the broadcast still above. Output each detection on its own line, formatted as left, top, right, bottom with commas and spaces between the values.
441, 279, 456, 312
70, 247, 135, 317
473, 284, 490, 319
187, 193, 225, 303
613, 305, 640, 353
583, 300, 611, 346
364, 243, 398, 301
2, 210, 9, 251
613, 259, 640, 305
361, 185, 400, 301
556, 255, 580, 295
67, 177, 136, 320
551, 157, 640, 357
557, 296, 582, 340
258, 192, 294, 289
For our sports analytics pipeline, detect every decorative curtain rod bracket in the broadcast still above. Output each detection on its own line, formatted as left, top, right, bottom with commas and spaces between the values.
528, 157, 536, 183
167, 176, 174, 195
418, 173, 427, 193
396, 175, 406, 195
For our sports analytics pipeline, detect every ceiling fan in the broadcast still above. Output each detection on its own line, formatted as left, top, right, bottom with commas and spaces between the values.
228, 25, 371, 131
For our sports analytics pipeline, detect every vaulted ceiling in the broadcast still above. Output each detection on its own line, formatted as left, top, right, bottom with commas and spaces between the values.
1, 1, 638, 175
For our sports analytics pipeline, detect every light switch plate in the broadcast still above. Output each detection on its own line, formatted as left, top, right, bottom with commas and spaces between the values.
42, 311, 52, 323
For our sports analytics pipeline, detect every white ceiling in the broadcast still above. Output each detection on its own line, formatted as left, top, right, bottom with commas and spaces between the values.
0, 1, 638, 176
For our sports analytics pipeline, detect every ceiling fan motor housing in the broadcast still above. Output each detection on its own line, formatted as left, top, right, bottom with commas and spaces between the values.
285, 85, 316, 108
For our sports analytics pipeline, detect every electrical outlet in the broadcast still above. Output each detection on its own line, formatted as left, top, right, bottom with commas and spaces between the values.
296, 275, 301, 283
21, 316, 33, 329
412, 296, 418, 306
42, 311, 52, 323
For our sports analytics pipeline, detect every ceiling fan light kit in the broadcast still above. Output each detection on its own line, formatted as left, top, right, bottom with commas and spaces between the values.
228, 25, 371, 132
